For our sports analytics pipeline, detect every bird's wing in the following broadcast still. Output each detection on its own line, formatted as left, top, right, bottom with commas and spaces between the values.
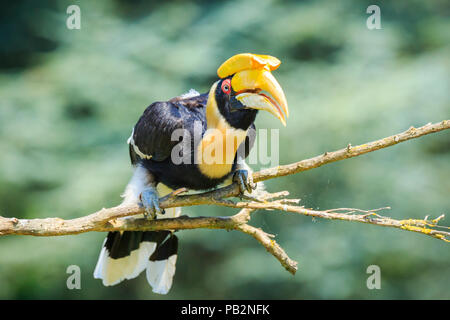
129, 94, 207, 165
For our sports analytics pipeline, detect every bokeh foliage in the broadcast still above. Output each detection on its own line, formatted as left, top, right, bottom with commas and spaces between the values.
0, 0, 449, 299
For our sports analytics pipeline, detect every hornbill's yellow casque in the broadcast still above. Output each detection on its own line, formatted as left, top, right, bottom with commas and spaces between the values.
94, 53, 289, 294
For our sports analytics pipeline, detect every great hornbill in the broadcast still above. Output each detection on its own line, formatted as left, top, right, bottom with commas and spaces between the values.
94, 53, 289, 294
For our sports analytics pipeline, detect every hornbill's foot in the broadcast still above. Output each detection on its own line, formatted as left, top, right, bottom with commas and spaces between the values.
140, 187, 164, 219
233, 169, 256, 195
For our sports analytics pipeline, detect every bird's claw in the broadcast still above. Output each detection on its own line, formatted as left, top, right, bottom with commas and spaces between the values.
233, 169, 256, 195
140, 187, 164, 219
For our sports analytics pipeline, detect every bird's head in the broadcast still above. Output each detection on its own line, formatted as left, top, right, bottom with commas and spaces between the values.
206, 53, 289, 130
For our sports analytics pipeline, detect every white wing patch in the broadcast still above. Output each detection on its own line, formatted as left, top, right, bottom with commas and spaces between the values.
127, 127, 153, 160
126, 127, 134, 145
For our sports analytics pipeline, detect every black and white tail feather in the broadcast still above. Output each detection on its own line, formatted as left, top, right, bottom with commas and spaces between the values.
93, 163, 262, 294
94, 165, 181, 294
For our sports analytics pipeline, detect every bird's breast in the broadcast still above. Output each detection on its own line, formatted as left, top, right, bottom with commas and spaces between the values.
196, 122, 248, 179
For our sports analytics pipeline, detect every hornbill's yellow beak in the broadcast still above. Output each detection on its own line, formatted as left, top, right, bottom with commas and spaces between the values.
217, 53, 289, 126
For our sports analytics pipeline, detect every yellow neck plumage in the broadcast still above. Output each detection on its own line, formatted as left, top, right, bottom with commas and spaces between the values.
197, 82, 248, 179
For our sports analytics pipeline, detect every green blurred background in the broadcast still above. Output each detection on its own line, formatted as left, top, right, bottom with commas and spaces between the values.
0, 0, 449, 299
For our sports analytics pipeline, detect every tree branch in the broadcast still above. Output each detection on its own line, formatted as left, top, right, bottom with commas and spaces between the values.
0, 120, 449, 275
253, 120, 450, 182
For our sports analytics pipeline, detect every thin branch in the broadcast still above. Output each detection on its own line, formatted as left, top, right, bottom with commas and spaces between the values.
237, 222, 298, 275
253, 120, 450, 182
230, 202, 450, 242
0, 120, 449, 275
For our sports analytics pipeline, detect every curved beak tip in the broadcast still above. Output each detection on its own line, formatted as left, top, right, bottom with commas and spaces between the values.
232, 68, 288, 126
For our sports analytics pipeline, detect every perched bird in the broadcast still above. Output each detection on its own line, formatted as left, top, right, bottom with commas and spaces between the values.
94, 53, 289, 294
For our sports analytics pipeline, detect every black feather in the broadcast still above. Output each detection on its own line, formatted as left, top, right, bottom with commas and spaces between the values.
105, 231, 171, 259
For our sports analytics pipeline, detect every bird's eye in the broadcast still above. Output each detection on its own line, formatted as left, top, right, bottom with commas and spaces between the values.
221, 79, 231, 95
